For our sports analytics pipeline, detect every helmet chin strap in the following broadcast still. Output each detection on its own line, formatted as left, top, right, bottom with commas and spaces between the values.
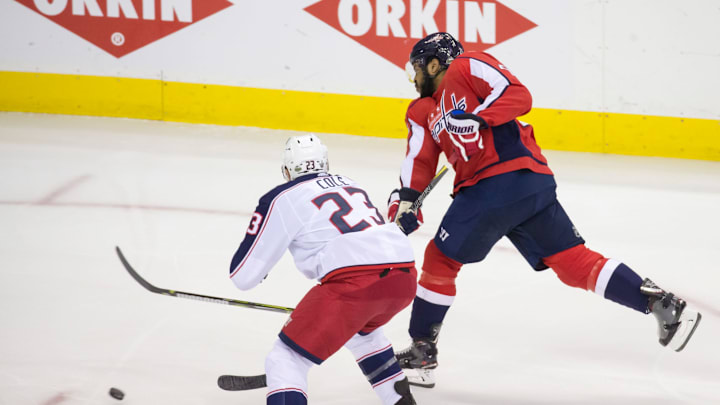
282, 166, 291, 182
420, 65, 437, 98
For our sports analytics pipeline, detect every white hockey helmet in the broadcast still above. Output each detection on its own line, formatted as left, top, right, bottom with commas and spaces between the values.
281, 134, 329, 181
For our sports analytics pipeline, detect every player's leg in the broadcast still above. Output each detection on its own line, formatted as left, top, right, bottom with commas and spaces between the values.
398, 171, 560, 386
543, 245, 650, 311
544, 245, 701, 351
508, 193, 701, 351
397, 189, 509, 387
264, 284, 338, 405
265, 339, 313, 405
395, 240, 458, 381
411, 240, 461, 338
407, 189, 510, 339
268, 281, 370, 403
274, 267, 419, 401
344, 328, 416, 405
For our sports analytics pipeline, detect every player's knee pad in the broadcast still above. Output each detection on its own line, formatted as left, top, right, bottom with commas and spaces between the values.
419, 240, 462, 296
265, 339, 313, 398
543, 244, 607, 291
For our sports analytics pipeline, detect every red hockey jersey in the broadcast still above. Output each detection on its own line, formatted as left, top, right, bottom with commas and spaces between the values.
400, 51, 553, 194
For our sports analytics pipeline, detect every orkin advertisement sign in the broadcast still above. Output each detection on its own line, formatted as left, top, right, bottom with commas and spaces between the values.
14, 0, 233, 57
304, 0, 537, 69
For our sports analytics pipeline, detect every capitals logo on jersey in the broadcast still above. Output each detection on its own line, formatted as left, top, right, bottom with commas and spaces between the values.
429, 90, 484, 162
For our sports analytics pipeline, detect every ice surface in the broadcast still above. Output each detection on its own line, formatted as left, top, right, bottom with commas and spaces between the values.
1, 112, 719, 404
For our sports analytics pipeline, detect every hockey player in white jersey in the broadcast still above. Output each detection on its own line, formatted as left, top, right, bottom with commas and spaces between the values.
229, 134, 418, 405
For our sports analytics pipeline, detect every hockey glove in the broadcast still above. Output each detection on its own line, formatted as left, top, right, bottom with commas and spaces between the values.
396, 210, 420, 235
446, 109, 487, 161
387, 188, 423, 235
448, 109, 489, 129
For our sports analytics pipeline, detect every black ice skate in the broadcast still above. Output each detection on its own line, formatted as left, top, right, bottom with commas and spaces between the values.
640, 278, 702, 352
395, 324, 441, 388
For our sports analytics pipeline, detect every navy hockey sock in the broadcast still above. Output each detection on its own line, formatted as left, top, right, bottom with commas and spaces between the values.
267, 390, 307, 405
408, 296, 450, 339
357, 346, 403, 387
596, 260, 649, 313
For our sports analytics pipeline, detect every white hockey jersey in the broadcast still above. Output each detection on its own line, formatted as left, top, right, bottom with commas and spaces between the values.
230, 173, 415, 290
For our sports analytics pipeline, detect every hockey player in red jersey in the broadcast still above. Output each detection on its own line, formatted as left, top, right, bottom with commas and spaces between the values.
388, 32, 702, 387
230, 134, 417, 404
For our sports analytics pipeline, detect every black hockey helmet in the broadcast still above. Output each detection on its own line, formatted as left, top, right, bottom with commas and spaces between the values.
409, 32, 464, 69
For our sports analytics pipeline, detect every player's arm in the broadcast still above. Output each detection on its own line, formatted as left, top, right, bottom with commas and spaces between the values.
399, 98, 441, 192
461, 55, 532, 127
229, 193, 295, 290
390, 98, 440, 234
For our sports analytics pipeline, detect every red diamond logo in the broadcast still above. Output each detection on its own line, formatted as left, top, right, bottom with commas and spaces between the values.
304, 0, 537, 69
15, 0, 233, 58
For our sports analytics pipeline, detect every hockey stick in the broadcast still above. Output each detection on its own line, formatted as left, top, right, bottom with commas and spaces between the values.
411, 165, 449, 212
217, 166, 451, 392
115, 246, 294, 314
217, 374, 267, 391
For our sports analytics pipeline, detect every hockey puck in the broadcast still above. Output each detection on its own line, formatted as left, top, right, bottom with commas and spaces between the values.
109, 387, 124, 400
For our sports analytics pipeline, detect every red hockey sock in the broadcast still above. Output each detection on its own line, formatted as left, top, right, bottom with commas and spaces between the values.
418, 240, 462, 296
543, 244, 607, 291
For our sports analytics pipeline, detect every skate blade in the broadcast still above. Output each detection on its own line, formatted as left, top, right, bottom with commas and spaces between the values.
405, 369, 435, 388
670, 310, 702, 352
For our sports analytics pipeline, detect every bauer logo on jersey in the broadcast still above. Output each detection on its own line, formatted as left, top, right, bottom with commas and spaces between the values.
304, 0, 537, 69
429, 91, 467, 140
15, 0, 233, 58
430, 91, 484, 161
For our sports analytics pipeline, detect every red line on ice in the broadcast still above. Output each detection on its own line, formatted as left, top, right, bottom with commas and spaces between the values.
36, 175, 92, 204
40, 392, 68, 405
0, 200, 248, 217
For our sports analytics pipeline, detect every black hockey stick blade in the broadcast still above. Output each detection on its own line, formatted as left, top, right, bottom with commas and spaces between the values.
115, 246, 294, 314
218, 374, 267, 391
411, 165, 449, 212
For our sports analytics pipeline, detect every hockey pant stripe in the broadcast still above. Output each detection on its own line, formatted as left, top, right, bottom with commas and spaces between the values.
416, 284, 455, 306
594, 258, 620, 297
344, 328, 406, 405
267, 389, 308, 405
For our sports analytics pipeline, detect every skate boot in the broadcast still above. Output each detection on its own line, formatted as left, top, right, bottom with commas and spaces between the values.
395, 324, 440, 388
640, 278, 702, 352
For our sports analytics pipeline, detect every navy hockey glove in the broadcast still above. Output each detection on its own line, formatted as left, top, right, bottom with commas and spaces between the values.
396, 211, 420, 235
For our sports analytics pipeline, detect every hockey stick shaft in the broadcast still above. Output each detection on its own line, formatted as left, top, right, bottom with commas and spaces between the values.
411, 165, 449, 212
115, 246, 294, 313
